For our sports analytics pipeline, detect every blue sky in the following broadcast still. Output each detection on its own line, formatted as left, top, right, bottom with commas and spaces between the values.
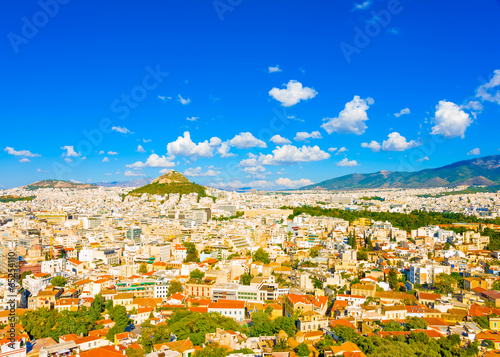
1, 0, 500, 189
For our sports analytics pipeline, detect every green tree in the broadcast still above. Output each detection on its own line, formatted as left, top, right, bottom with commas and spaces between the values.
388, 269, 399, 291
253, 248, 270, 264
139, 264, 148, 274
383, 320, 404, 331
357, 250, 368, 261
184, 242, 200, 263
272, 316, 297, 337
309, 246, 320, 258
405, 317, 427, 330
240, 273, 253, 285
493, 280, 500, 291
296, 343, 310, 357
126, 348, 144, 357
167, 280, 183, 297
311, 276, 323, 289
190, 269, 205, 280
192, 343, 228, 357
50, 276, 67, 287
250, 311, 273, 336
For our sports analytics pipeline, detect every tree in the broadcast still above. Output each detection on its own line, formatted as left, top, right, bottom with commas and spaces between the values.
311, 277, 323, 289
167, 280, 183, 297
493, 280, 500, 291
274, 338, 289, 352
357, 250, 368, 261
105, 299, 114, 312
192, 343, 228, 357
50, 276, 67, 287
383, 321, 404, 331
309, 246, 320, 258
434, 273, 455, 294
316, 335, 335, 357
296, 342, 310, 357
184, 242, 199, 263
190, 269, 205, 280
272, 316, 297, 337
250, 311, 273, 336
139, 264, 148, 274
126, 348, 144, 357
253, 248, 270, 264
366, 236, 374, 251
405, 317, 427, 330
388, 269, 399, 291
483, 339, 495, 349
240, 273, 253, 285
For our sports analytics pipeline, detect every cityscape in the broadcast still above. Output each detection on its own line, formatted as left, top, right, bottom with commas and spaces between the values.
2, 1, 500, 357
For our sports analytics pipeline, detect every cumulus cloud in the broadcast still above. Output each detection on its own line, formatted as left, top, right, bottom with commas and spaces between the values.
268, 65, 282, 73
240, 145, 330, 166
112, 126, 133, 134
187, 116, 199, 122
108, 151, 118, 155
19, 158, 31, 163
126, 153, 175, 169
4, 147, 40, 157
269, 80, 317, 107
336, 147, 348, 155
417, 156, 429, 162
321, 95, 374, 135
270, 135, 291, 145
361, 132, 419, 152
217, 142, 235, 158
210, 179, 244, 191
178, 94, 191, 105
102, 157, 110, 162
352, 0, 372, 11
184, 167, 219, 177
136, 145, 146, 153
228, 132, 267, 149
294, 131, 322, 142
337, 158, 358, 167
328, 147, 338, 152
167, 131, 221, 158
275, 177, 313, 188
431, 100, 472, 139
477, 69, 500, 104
381, 132, 420, 151
394, 108, 410, 117
124, 170, 145, 177
61, 146, 81, 157
361, 141, 382, 152
467, 148, 480, 156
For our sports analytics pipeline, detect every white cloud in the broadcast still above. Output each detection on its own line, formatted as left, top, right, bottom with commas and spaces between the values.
126, 153, 175, 169
477, 69, 500, 104
321, 95, 374, 135
4, 146, 40, 157
361, 132, 420, 152
275, 177, 313, 188
242, 165, 266, 174
467, 148, 480, 156
187, 116, 199, 122
184, 167, 219, 177
102, 157, 109, 162
228, 132, 267, 149
336, 147, 348, 155
136, 145, 146, 153
361, 140, 382, 152
417, 156, 429, 162
61, 146, 81, 157
461, 100, 483, 118
328, 147, 338, 152
178, 94, 191, 105
143, 138, 152, 143
125, 170, 145, 177
394, 108, 410, 117
98, 150, 105, 155
270, 135, 291, 145
19, 158, 30, 163
240, 145, 330, 166
294, 131, 322, 142
268, 65, 282, 73
352, 0, 372, 11
287, 115, 305, 122
158, 95, 172, 101
431, 100, 472, 139
112, 126, 133, 134
210, 179, 244, 191
217, 142, 235, 158
269, 80, 317, 107
108, 151, 118, 155
64, 158, 72, 163
381, 132, 420, 151
337, 158, 358, 167
167, 131, 221, 158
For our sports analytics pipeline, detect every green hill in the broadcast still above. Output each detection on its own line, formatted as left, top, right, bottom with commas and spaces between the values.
127, 170, 207, 197
300, 155, 500, 190
27, 180, 96, 190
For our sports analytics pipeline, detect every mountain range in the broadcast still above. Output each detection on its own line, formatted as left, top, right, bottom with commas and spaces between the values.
299, 155, 500, 191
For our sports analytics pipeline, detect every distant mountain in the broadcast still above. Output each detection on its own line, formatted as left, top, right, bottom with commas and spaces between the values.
127, 170, 207, 196
95, 178, 154, 188
27, 180, 96, 190
300, 155, 500, 191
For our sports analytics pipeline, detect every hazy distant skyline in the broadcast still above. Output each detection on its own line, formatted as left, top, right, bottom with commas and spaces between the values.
1, 1, 500, 189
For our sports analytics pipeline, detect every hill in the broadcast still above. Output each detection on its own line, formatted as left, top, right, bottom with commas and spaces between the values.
127, 170, 207, 197
27, 180, 96, 190
300, 155, 500, 191
95, 178, 154, 188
